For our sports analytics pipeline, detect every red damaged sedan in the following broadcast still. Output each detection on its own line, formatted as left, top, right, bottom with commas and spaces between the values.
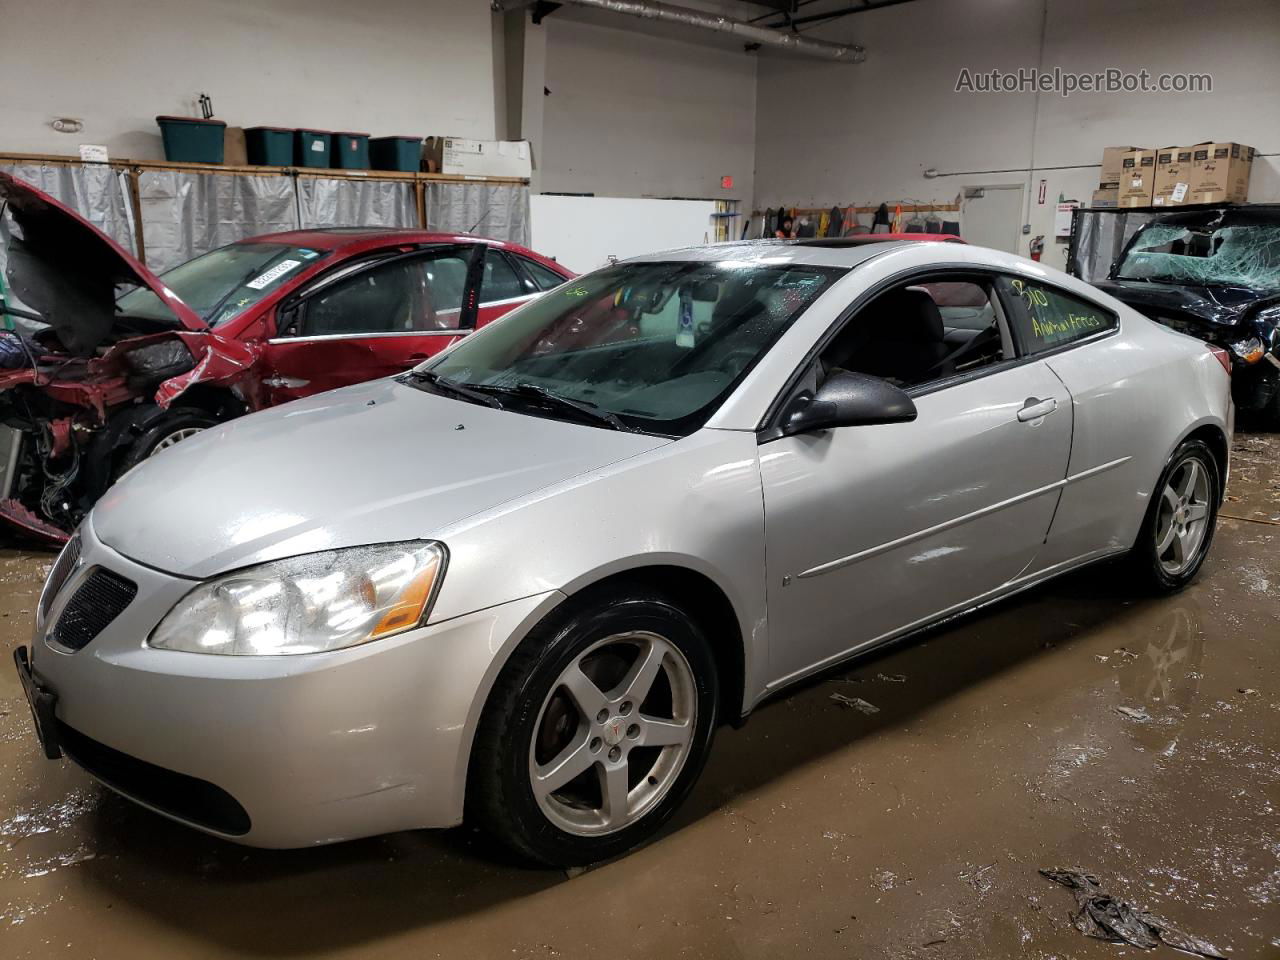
0, 173, 572, 543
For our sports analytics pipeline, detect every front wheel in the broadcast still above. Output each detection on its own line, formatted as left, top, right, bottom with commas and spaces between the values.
468, 590, 719, 866
115, 408, 219, 478
1127, 438, 1220, 592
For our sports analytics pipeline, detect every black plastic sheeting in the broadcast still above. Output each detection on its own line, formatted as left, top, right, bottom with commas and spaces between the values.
1040, 868, 1225, 958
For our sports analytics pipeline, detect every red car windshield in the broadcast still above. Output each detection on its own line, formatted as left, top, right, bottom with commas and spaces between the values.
116, 243, 330, 327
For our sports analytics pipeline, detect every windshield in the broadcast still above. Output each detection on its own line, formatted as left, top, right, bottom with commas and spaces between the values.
116, 243, 329, 326
422, 259, 844, 434
1115, 223, 1280, 290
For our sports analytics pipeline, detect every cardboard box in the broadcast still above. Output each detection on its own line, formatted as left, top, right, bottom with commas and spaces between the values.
1099, 145, 1144, 191
1187, 142, 1254, 204
1152, 146, 1194, 208
1090, 188, 1119, 209
423, 137, 532, 179
1117, 149, 1157, 207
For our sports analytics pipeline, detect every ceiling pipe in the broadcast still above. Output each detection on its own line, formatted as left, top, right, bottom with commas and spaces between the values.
493, 0, 866, 62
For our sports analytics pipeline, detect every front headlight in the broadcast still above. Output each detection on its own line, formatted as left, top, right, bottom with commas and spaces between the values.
150, 541, 446, 655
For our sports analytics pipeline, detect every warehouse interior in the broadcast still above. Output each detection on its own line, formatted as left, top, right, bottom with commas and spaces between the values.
0, 0, 1277, 957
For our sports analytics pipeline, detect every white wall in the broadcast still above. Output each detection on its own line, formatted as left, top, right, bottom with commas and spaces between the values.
540, 17, 757, 207
0, 0, 499, 160
753, 0, 1280, 266
531, 195, 717, 273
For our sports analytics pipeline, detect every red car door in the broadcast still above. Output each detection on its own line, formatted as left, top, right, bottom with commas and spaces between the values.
261, 246, 476, 404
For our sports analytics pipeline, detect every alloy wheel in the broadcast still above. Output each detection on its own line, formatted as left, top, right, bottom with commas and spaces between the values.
149, 427, 205, 455
1155, 458, 1211, 576
529, 630, 697, 837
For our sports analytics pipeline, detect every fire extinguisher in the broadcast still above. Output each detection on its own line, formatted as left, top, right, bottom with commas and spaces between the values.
1028, 235, 1045, 261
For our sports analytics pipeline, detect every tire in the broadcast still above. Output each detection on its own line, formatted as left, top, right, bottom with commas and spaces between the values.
1127, 438, 1220, 593
115, 408, 218, 477
467, 588, 720, 866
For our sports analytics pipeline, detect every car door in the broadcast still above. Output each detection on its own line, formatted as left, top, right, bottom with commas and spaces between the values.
759, 274, 1074, 688
261, 246, 475, 404
991, 276, 1130, 573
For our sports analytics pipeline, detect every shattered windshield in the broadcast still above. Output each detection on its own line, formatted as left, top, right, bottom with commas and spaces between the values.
116, 243, 329, 326
419, 260, 844, 435
1115, 224, 1280, 290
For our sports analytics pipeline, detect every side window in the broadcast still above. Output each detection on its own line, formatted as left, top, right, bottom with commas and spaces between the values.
480, 250, 526, 304
520, 257, 569, 292
997, 277, 1116, 355
818, 278, 1007, 391
294, 252, 468, 337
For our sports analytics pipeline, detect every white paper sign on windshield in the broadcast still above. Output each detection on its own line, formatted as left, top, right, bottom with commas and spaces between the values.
246, 260, 302, 290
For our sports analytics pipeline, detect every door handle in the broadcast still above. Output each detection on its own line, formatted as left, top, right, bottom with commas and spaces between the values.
1017, 397, 1058, 422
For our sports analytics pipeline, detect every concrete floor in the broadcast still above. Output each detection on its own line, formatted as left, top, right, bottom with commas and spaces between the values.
1, 432, 1277, 960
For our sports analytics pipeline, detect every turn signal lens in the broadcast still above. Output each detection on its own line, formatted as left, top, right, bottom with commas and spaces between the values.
1228, 336, 1265, 365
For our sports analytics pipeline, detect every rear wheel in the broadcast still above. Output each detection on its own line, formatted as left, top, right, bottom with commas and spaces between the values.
468, 590, 719, 866
1127, 439, 1220, 592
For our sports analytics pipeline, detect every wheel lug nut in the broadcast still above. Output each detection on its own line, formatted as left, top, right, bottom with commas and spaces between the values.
619, 701, 633, 716
627, 724, 640, 739
608, 746, 621, 762
589, 737, 602, 753
596, 709, 609, 723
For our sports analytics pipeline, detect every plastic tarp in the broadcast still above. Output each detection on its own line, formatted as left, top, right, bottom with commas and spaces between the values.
0, 162, 136, 255
1070, 209, 1158, 283
138, 171, 299, 273
298, 177, 417, 231
1, 164, 531, 277
427, 181, 530, 247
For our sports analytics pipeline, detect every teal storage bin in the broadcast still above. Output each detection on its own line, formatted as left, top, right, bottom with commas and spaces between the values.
369, 136, 422, 172
244, 127, 295, 166
333, 132, 370, 169
294, 129, 332, 167
156, 116, 226, 164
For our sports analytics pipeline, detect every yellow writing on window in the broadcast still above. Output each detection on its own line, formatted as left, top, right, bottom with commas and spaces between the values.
1030, 312, 1106, 341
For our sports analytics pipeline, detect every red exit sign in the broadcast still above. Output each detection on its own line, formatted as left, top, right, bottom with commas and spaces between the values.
721, 175, 733, 189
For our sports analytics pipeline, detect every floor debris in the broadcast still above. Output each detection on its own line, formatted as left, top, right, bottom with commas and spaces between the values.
829, 693, 880, 714
1039, 868, 1226, 958
1116, 706, 1150, 721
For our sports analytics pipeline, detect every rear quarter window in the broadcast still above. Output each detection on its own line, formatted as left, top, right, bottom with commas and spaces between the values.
998, 277, 1116, 356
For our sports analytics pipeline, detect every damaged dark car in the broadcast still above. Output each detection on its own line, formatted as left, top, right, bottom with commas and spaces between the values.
1093, 206, 1280, 421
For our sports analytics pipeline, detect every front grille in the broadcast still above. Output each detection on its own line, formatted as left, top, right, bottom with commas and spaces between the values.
48, 567, 137, 651
40, 533, 81, 618
57, 721, 251, 836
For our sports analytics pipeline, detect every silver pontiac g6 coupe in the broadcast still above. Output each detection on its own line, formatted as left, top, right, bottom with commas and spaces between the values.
17, 239, 1232, 865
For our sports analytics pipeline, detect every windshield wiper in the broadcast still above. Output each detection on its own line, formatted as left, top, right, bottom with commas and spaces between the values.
471, 382, 635, 432
402, 370, 503, 409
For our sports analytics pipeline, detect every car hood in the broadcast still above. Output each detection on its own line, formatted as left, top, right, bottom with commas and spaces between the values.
92, 378, 671, 579
0, 173, 205, 354
1093, 278, 1276, 332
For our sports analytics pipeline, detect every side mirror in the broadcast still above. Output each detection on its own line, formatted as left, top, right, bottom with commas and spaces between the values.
276, 305, 301, 338
784, 371, 917, 435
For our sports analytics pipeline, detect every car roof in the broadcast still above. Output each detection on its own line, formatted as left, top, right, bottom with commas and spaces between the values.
799, 233, 964, 245
618, 238, 940, 269
237, 227, 530, 254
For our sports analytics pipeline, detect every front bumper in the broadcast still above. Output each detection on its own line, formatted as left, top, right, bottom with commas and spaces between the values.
21, 520, 563, 847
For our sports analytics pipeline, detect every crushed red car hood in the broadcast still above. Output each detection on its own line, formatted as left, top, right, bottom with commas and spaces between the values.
0, 173, 206, 354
